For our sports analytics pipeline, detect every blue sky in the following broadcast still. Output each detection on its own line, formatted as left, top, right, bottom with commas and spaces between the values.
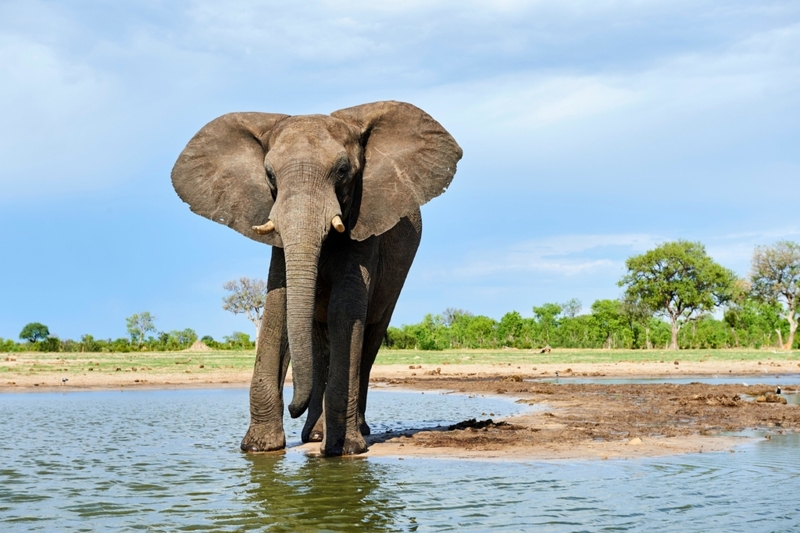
1, 0, 799, 341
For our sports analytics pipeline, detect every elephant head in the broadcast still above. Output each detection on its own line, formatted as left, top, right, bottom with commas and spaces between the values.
171, 101, 462, 418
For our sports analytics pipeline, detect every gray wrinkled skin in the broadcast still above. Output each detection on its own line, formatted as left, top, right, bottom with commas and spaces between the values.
172, 101, 461, 456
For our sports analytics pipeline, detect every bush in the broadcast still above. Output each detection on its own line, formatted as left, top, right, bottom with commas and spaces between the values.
38, 336, 61, 352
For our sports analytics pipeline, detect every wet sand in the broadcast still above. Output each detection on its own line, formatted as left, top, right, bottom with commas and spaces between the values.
4, 360, 799, 460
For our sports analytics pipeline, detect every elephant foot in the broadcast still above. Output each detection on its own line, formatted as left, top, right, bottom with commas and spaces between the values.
323, 432, 368, 456
240, 424, 285, 453
301, 428, 324, 442
301, 415, 324, 443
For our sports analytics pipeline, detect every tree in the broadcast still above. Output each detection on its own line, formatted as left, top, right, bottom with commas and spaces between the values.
498, 311, 524, 347
561, 298, 582, 318
19, 322, 49, 343
618, 240, 736, 350
750, 241, 800, 349
590, 299, 625, 349
533, 303, 562, 344
223, 277, 268, 347
621, 295, 656, 349
38, 336, 61, 352
224, 331, 254, 349
126, 312, 156, 345
442, 308, 473, 327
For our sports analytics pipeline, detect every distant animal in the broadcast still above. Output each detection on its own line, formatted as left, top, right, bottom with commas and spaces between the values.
776, 386, 782, 394
61, 378, 68, 384
539, 345, 552, 354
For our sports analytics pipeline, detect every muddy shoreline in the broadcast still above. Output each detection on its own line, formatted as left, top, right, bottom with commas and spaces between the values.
363, 377, 799, 461
4, 361, 799, 460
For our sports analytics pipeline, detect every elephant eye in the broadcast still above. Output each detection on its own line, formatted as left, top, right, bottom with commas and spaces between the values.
336, 164, 349, 181
265, 168, 276, 189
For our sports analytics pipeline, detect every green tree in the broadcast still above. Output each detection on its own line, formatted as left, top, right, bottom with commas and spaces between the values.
619, 240, 736, 350
126, 312, 156, 345
533, 303, 562, 345
446, 310, 475, 348
590, 299, 626, 349
463, 315, 497, 348
38, 336, 61, 352
224, 331, 254, 349
223, 277, 268, 348
80, 334, 101, 352
19, 322, 50, 343
621, 295, 656, 349
498, 311, 524, 347
724, 298, 785, 348
750, 241, 800, 349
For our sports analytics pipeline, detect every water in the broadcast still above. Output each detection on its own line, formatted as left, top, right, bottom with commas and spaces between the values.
1, 388, 799, 531
527, 374, 800, 405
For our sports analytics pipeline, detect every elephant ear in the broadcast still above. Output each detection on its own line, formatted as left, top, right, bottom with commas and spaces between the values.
331, 101, 462, 241
171, 112, 290, 246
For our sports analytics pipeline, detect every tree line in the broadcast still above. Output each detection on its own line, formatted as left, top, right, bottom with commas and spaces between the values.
0, 281, 268, 353
2, 240, 798, 352
386, 240, 800, 351
0, 315, 256, 353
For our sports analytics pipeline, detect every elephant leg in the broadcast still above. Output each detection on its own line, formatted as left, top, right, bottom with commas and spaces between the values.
322, 262, 372, 456
301, 321, 329, 443
241, 249, 289, 453
355, 214, 422, 436
357, 303, 397, 437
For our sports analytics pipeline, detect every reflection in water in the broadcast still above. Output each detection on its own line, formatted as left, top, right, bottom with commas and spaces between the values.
0, 388, 798, 531
216, 454, 400, 532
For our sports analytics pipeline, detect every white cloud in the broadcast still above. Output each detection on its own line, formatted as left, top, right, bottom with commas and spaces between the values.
707, 226, 800, 275
424, 19, 800, 137
428, 233, 660, 281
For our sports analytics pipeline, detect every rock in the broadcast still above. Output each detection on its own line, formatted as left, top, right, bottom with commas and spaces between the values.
764, 392, 788, 404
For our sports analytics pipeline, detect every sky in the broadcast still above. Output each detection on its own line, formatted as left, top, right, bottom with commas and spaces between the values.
1, 0, 799, 342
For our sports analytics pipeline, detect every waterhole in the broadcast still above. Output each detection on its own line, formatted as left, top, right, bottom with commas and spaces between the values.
1, 388, 797, 531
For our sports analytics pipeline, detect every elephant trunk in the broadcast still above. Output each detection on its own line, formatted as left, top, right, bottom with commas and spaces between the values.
275, 164, 341, 419
284, 239, 322, 418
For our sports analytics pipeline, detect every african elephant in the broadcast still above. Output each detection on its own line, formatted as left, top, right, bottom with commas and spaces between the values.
171, 101, 461, 455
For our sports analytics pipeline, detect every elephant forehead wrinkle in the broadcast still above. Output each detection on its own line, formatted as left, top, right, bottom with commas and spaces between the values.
274, 160, 328, 181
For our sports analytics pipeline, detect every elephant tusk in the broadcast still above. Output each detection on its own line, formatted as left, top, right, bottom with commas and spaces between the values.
252, 220, 275, 235
331, 215, 345, 233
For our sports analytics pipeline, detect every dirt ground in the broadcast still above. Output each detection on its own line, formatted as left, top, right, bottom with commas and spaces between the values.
358, 361, 800, 460
4, 360, 799, 461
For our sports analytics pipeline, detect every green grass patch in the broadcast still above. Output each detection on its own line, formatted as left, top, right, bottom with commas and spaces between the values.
374, 348, 798, 366
0, 350, 257, 376
2, 348, 797, 377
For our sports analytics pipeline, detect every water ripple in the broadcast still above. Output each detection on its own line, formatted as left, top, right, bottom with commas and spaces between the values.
1, 389, 798, 531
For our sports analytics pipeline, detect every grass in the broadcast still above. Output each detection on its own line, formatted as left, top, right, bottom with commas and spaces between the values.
0, 350, 257, 376
374, 348, 799, 366
2, 348, 798, 377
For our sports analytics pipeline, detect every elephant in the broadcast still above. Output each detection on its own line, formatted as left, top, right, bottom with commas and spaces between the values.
171, 100, 462, 456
